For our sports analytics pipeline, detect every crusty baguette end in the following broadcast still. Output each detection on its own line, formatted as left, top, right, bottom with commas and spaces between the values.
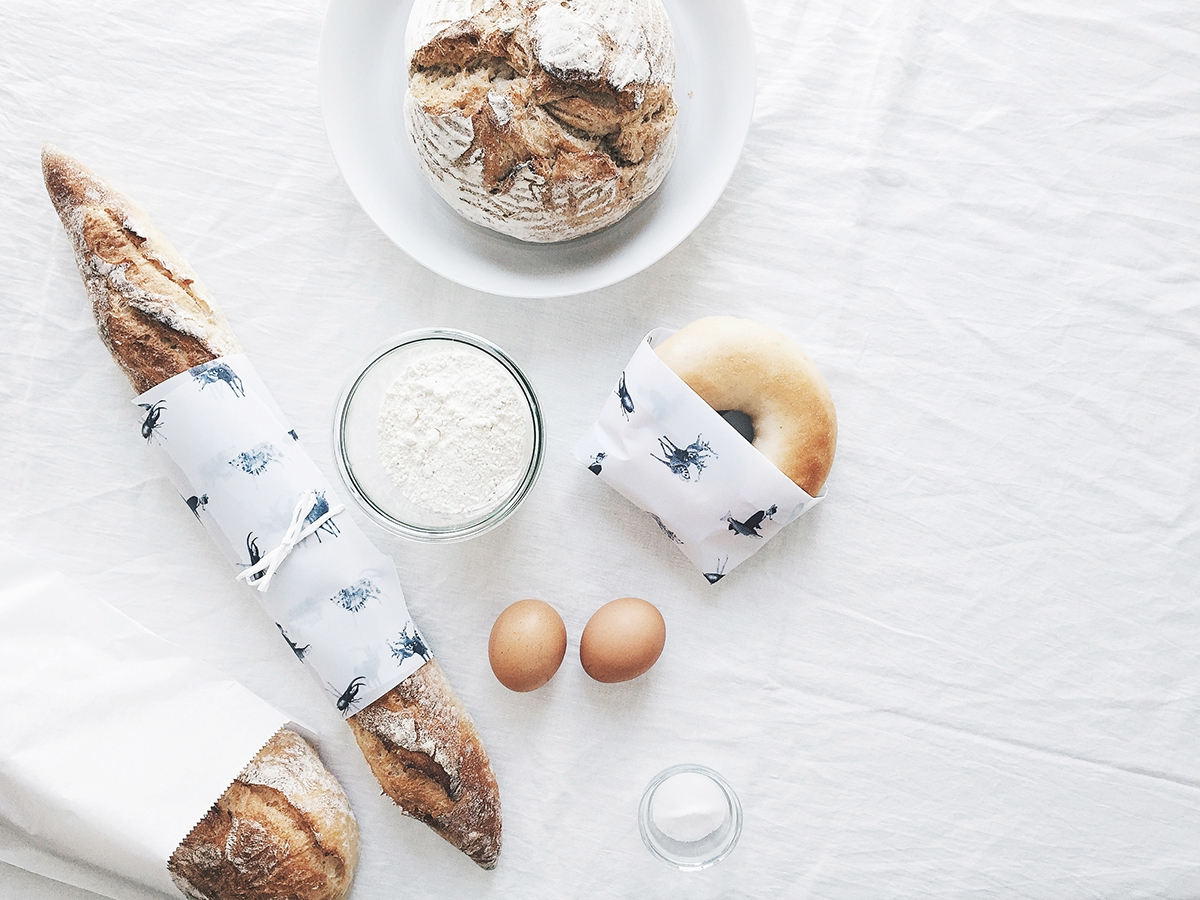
42, 143, 240, 393
169, 728, 360, 900
350, 660, 502, 869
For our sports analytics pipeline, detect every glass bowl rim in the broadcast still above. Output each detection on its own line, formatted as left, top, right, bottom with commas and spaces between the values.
332, 327, 545, 542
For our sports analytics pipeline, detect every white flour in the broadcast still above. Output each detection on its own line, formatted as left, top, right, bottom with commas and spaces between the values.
377, 349, 528, 516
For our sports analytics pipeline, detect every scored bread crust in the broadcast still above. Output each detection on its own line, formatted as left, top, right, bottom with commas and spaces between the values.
405, 0, 678, 242
41, 145, 240, 394
349, 659, 501, 867
169, 728, 359, 900
42, 144, 503, 870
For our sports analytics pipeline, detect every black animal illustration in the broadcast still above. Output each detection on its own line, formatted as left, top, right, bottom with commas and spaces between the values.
185, 493, 209, 519
588, 452, 606, 475
652, 434, 717, 481
192, 361, 245, 397
288, 429, 299, 441
331, 675, 367, 714
703, 557, 729, 584
244, 533, 264, 583
616, 372, 634, 419
304, 491, 340, 542
230, 442, 278, 476
723, 505, 778, 538
330, 577, 380, 613
277, 623, 310, 661
388, 624, 431, 664
138, 401, 166, 441
650, 513, 683, 545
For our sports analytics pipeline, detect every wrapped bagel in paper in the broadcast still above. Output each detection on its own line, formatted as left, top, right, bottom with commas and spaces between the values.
573, 323, 835, 582
0, 543, 357, 900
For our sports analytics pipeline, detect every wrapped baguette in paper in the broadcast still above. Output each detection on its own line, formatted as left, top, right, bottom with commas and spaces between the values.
0, 542, 358, 900
42, 145, 501, 869
573, 323, 836, 582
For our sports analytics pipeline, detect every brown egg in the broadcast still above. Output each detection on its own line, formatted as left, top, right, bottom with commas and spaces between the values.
579, 597, 666, 683
488, 599, 568, 692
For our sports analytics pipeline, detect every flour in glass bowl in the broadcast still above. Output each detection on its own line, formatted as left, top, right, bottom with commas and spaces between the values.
377, 349, 529, 517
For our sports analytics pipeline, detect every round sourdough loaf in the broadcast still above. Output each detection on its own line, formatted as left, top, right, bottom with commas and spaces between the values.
404, 0, 678, 242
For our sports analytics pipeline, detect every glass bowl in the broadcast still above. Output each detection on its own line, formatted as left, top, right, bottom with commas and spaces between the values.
638, 764, 743, 870
333, 328, 544, 541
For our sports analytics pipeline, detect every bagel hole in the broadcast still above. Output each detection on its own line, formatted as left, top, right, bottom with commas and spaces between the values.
718, 410, 754, 444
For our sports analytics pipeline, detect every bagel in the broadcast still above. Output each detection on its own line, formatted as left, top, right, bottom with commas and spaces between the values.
653, 317, 837, 495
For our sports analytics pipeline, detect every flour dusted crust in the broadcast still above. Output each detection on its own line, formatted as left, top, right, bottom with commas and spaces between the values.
168, 729, 359, 900
654, 317, 838, 496
40, 144, 239, 394
405, 0, 678, 241
43, 145, 503, 870
349, 659, 502, 868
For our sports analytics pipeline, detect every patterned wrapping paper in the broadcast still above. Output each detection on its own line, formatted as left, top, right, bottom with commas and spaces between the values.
573, 329, 825, 582
0, 542, 291, 900
133, 355, 431, 717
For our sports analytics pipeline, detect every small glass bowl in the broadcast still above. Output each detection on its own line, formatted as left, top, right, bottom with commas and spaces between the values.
638, 764, 743, 871
333, 328, 544, 541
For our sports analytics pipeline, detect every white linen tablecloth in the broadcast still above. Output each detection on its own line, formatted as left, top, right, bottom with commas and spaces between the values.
1, 1, 1198, 897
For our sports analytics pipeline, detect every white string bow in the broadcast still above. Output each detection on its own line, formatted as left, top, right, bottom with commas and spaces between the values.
236, 490, 344, 592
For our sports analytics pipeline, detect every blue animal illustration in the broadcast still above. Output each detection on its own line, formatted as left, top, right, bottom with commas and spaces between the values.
330, 577, 380, 613
588, 452, 606, 475
723, 505, 778, 538
650, 513, 683, 545
277, 623, 310, 661
185, 493, 209, 519
229, 442, 278, 476
138, 401, 166, 441
703, 557, 728, 585
330, 675, 367, 714
388, 624, 431, 664
616, 372, 634, 419
304, 491, 340, 542
243, 533, 264, 583
191, 361, 245, 397
652, 435, 716, 481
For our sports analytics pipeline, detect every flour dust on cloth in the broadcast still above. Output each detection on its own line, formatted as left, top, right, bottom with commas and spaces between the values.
574, 330, 824, 582
0, 542, 290, 900
134, 355, 431, 717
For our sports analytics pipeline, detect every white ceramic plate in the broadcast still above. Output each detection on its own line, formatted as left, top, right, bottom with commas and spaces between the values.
318, 0, 756, 298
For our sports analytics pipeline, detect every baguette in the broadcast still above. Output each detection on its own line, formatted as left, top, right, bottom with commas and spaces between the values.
170, 728, 358, 900
42, 144, 502, 869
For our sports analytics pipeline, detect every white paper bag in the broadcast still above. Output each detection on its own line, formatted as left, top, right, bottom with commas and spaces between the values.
574, 329, 824, 582
0, 542, 291, 900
